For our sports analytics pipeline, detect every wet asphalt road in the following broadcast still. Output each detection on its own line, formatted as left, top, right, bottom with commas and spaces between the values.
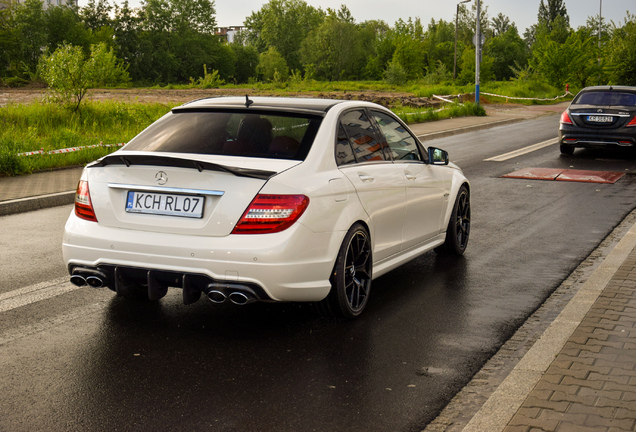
1, 115, 635, 432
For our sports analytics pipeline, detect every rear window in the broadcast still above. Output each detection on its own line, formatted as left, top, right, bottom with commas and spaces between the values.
124, 110, 322, 160
574, 91, 636, 107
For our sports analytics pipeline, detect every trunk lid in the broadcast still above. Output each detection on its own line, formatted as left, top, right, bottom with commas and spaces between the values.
85, 151, 300, 237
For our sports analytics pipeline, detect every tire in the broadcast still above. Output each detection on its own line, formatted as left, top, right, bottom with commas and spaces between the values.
560, 144, 574, 155
436, 185, 470, 255
325, 223, 372, 319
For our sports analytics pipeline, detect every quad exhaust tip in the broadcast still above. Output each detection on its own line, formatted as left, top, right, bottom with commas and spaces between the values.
206, 290, 227, 304
206, 290, 256, 305
70, 270, 107, 289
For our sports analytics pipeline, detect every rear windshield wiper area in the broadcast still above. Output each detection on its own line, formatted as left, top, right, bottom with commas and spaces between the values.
89, 154, 277, 180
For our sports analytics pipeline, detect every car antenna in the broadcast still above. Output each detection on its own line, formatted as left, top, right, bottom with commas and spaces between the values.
245, 95, 253, 108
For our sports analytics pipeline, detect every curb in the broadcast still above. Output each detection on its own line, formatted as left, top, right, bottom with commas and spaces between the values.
0, 191, 75, 217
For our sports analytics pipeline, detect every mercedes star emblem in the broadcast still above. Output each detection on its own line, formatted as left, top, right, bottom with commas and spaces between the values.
155, 171, 168, 185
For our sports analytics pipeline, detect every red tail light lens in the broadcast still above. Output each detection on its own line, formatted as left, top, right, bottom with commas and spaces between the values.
626, 117, 636, 127
75, 180, 98, 222
232, 194, 309, 234
560, 111, 573, 125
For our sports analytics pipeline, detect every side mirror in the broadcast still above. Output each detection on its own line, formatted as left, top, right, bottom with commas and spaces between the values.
428, 147, 449, 165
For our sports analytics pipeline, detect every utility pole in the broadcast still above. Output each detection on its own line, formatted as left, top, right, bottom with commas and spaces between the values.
475, 0, 481, 105
599, 0, 602, 53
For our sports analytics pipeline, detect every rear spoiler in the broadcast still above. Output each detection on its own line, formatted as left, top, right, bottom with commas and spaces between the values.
89, 154, 276, 180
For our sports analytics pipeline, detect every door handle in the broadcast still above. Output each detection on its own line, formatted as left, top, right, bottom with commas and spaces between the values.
405, 173, 417, 180
359, 175, 374, 182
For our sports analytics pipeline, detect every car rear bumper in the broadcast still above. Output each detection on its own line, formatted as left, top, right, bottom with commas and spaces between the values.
63, 213, 342, 303
559, 130, 636, 148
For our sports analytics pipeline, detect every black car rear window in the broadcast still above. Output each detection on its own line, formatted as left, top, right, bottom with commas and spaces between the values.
123, 111, 322, 160
574, 91, 636, 107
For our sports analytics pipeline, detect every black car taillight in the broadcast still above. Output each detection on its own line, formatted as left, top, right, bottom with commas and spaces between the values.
75, 180, 98, 222
626, 117, 636, 127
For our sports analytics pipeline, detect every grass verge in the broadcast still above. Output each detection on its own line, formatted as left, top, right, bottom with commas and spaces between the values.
0, 100, 175, 176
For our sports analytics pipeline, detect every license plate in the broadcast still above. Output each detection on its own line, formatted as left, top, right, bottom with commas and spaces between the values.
586, 115, 614, 123
126, 191, 204, 218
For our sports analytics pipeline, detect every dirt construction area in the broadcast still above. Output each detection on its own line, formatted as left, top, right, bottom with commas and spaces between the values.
0, 87, 457, 109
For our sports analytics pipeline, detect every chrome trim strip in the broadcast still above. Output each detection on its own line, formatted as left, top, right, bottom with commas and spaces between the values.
571, 112, 630, 117
108, 183, 225, 196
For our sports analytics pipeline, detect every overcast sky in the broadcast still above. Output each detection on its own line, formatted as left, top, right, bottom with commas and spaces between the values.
80, 0, 633, 33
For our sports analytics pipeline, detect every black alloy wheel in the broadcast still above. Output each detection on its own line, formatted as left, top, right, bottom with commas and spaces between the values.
437, 185, 471, 255
328, 223, 372, 319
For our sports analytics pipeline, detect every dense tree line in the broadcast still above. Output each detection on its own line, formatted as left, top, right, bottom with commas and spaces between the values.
0, 0, 635, 88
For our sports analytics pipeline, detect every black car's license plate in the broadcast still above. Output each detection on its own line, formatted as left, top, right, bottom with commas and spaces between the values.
586, 115, 614, 123
126, 191, 204, 218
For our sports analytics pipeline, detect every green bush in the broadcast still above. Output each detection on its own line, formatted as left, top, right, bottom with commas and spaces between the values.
189, 65, 225, 89
39, 43, 130, 111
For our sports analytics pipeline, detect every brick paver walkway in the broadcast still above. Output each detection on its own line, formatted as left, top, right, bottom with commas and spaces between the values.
505, 247, 636, 432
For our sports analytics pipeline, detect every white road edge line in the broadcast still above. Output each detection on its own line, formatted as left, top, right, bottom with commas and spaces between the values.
484, 137, 559, 162
0, 277, 81, 313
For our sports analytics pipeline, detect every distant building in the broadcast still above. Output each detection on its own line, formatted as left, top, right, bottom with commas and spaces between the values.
215, 26, 246, 44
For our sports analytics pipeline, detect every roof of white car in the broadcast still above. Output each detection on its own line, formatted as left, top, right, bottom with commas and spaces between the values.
178, 96, 357, 114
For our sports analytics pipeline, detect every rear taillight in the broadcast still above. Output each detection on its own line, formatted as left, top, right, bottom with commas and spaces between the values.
75, 180, 97, 222
626, 117, 636, 127
560, 111, 573, 125
232, 194, 309, 234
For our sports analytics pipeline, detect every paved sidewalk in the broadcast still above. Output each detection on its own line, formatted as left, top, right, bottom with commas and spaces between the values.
458, 215, 636, 432
504, 242, 636, 432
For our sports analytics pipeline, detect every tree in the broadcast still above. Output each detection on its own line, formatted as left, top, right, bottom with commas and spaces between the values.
423, 19, 455, 76
13, 0, 47, 75
530, 28, 598, 88
491, 13, 511, 37
244, 0, 324, 72
0, 4, 19, 79
134, 0, 225, 83
606, 14, 636, 85
486, 25, 527, 81
538, 0, 569, 31
46, 4, 90, 51
300, 6, 364, 81
458, 47, 494, 85
358, 20, 392, 80
80, 0, 113, 31
229, 43, 259, 83
39, 42, 129, 111
456, 2, 489, 46
112, 1, 141, 79
256, 46, 289, 82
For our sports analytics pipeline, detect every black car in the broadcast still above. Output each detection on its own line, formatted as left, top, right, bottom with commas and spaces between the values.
559, 85, 636, 155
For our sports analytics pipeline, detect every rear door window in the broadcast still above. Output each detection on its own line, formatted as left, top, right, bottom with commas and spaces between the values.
336, 109, 387, 164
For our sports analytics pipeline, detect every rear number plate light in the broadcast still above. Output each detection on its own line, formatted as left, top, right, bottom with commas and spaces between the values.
126, 191, 204, 218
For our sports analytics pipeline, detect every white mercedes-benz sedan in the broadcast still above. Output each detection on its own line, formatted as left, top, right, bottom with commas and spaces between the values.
63, 97, 470, 318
